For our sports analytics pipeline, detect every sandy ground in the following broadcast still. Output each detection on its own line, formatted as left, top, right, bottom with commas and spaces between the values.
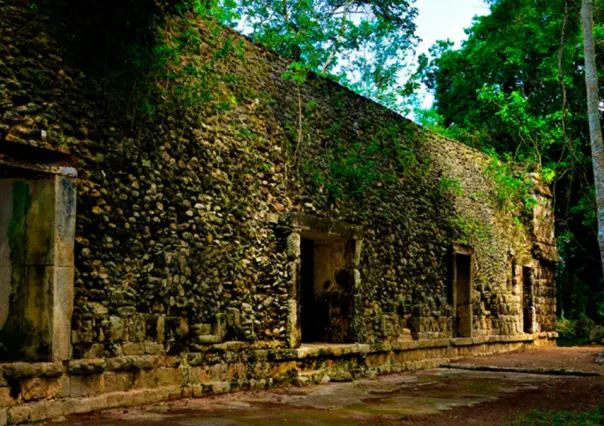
53, 346, 603, 426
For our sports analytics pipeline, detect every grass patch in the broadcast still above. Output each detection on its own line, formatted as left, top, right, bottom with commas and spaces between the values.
506, 406, 604, 425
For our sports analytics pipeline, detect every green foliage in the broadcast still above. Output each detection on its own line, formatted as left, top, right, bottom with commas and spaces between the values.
124, 12, 247, 125
506, 406, 604, 426
303, 120, 419, 202
570, 188, 598, 229
478, 86, 564, 174
282, 62, 311, 85
483, 149, 537, 214
207, 0, 419, 108
416, 0, 604, 323
450, 215, 493, 246
556, 314, 595, 346
439, 176, 462, 197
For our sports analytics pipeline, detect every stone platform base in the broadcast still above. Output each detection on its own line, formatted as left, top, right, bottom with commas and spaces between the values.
0, 333, 556, 425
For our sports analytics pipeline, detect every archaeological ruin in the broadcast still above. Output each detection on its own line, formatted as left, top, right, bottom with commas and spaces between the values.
0, 1, 558, 424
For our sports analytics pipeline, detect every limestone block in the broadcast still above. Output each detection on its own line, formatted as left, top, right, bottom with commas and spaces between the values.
226, 308, 240, 328
0, 388, 14, 409
51, 266, 74, 362
157, 368, 184, 387
286, 233, 301, 258
106, 392, 135, 409
128, 315, 146, 342
54, 176, 76, 268
134, 368, 181, 389
122, 342, 145, 356
211, 381, 231, 394
20, 378, 49, 401
188, 366, 211, 385
7, 404, 30, 425
144, 341, 164, 355
48, 376, 70, 399
285, 299, 299, 349
117, 306, 136, 317
108, 316, 126, 341
104, 371, 135, 393
0, 362, 62, 380
83, 344, 105, 359
24, 177, 56, 267
28, 400, 49, 423
69, 359, 105, 375
70, 374, 104, 397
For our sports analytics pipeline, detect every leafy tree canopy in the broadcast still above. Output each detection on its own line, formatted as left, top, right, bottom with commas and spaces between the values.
415, 0, 604, 321
199, 0, 419, 107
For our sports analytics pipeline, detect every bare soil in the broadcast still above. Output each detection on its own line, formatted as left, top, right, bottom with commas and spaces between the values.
450, 345, 604, 373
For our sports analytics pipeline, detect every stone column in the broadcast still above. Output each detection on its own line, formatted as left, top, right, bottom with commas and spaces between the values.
285, 232, 301, 348
0, 173, 76, 361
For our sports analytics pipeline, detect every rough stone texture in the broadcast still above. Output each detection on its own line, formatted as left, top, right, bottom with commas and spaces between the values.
0, 1, 560, 422
0, 1, 557, 358
0, 336, 555, 424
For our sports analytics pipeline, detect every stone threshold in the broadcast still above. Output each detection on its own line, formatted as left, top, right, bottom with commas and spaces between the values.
0, 333, 557, 377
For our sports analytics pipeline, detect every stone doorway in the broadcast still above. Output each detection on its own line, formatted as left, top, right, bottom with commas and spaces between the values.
452, 244, 473, 338
286, 215, 363, 347
523, 266, 535, 333
299, 236, 356, 343
0, 151, 76, 362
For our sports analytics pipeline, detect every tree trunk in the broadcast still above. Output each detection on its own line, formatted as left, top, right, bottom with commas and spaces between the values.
581, 0, 604, 274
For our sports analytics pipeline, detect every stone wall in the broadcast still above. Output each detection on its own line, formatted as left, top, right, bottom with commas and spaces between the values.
0, 335, 555, 425
0, 0, 559, 422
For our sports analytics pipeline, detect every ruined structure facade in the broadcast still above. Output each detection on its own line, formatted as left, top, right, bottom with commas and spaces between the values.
0, 1, 557, 424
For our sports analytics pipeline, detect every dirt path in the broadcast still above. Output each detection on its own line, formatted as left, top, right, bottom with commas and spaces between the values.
58, 346, 604, 426
450, 345, 604, 373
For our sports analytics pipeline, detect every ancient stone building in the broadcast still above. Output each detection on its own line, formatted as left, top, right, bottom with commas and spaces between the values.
0, 1, 557, 424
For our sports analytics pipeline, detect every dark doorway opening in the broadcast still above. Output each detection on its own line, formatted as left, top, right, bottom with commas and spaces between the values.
454, 253, 472, 338
299, 237, 355, 343
300, 238, 317, 342
523, 267, 533, 333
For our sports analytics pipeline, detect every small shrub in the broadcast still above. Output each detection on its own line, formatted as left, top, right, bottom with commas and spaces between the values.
556, 314, 595, 346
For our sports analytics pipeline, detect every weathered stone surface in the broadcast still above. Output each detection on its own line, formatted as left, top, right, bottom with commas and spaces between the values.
20, 378, 48, 402
104, 372, 134, 393
122, 343, 144, 356
7, 404, 30, 425
68, 359, 105, 375
0, 2, 561, 422
70, 375, 104, 398
143, 342, 164, 355
0, 0, 557, 362
0, 174, 75, 363
0, 363, 62, 380
0, 388, 14, 409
